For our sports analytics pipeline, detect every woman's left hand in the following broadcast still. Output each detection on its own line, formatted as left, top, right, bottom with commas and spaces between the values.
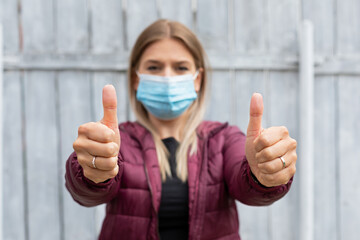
245, 93, 297, 187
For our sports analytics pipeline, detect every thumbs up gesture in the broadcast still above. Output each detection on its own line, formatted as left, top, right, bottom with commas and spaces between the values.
73, 85, 120, 183
245, 93, 297, 187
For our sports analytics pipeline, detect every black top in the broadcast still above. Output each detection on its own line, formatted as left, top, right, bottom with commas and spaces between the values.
158, 137, 189, 240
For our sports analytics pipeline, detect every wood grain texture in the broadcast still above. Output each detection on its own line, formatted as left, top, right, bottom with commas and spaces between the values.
302, 0, 334, 56
21, 0, 54, 53
2, 71, 26, 240
90, 0, 124, 54
234, 0, 266, 54
267, 0, 299, 54
338, 76, 360, 240
159, 0, 192, 29
56, 0, 88, 53
24, 71, 61, 240
1, 0, 19, 53
58, 71, 96, 240
337, 0, 360, 56
126, 0, 158, 50
205, 71, 232, 123
197, 0, 228, 51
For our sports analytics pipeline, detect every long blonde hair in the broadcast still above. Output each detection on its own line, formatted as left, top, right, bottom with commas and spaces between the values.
128, 19, 209, 182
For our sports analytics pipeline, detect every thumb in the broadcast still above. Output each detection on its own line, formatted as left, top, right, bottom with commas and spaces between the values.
101, 85, 119, 132
246, 93, 264, 138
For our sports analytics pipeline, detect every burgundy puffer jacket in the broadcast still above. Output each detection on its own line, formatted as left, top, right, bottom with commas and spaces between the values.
65, 121, 292, 240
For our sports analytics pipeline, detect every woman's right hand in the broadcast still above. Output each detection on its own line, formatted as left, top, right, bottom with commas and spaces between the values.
73, 85, 121, 184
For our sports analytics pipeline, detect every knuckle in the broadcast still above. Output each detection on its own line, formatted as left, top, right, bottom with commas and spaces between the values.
106, 143, 118, 156
78, 124, 88, 135
72, 140, 80, 151
290, 138, 297, 149
281, 126, 289, 136
109, 165, 119, 178
266, 163, 277, 173
104, 131, 115, 142
259, 135, 270, 147
262, 148, 273, 160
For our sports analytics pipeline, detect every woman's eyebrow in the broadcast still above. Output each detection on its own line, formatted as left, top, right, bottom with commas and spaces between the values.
144, 59, 162, 64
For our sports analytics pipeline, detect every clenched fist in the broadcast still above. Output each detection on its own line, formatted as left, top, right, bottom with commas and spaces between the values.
245, 93, 297, 187
73, 85, 121, 183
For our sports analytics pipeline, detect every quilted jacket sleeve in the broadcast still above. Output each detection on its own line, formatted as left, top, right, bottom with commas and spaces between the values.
222, 125, 293, 206
65, 151, 123, 207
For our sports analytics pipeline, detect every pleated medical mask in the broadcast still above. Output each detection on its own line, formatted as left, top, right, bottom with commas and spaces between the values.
136, 71, 199, 120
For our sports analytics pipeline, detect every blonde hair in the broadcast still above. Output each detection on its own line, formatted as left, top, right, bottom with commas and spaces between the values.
127, 19, 209, 182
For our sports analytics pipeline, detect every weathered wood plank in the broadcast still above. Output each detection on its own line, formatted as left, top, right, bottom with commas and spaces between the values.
1, 0, 19, 53
338, 76, 360, 240
267, 0, 299, 54
302, 0, 334, 56
235, 70, 269, 240
337, 0, 360, 55
56, 0, 88, 53
197, 0, 228, 51
267, 71, 299, 240
234, 0, 266, 54
159, 0, 192, 29
24, 71, 61, 240
314, 76, 337, 240
205, 71, 232, 122
90, 0, 124, 54
21, 0, 54, 53
3, 71, 26, 240
58, 71, 96, 240
126, 0, 158, 50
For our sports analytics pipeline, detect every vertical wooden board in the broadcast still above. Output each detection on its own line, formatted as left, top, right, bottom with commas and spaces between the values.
267, 71, 299, 240
302, 0, 334, 56
58, 71, 96, 240
2, 71, 26, 240
205, 71, 232, 122
338, 76, 360, 240
24, 71, 61, 240
21, 0, 54, 53
267, 0, 299, 54
337, 0, 360, 55
197, 0, 228, 51
126, 0, 158, 50
159, 0, 192, 29
236, 203, 269, 240
1, 0, 19, 53
90, 0, 124, 54
92, 72, 128, 123
56, 0, 88, 53
313, 76, 337, 240
235, 70, 269, 240
234, 0, 266, 54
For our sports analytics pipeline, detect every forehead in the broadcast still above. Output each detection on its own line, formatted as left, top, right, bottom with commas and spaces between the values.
140, 38, 195, 64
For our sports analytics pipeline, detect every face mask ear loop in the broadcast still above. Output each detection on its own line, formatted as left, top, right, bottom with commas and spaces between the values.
193, 70, 199, 81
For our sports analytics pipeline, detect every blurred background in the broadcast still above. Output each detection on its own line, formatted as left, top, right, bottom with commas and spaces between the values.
0, 0, 359, 239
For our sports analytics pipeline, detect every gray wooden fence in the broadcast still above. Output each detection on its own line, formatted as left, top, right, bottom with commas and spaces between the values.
1, 0, 359, 239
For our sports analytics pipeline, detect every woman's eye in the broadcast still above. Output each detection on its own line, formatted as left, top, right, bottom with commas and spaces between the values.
177, 66, 189, 71
147, 66, 159, 71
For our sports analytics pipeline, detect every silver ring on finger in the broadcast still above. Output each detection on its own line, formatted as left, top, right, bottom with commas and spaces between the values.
92, 156, 97, 169
279, 156, 286, 169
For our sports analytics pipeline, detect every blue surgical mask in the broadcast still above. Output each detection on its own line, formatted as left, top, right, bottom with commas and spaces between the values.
136, 71, 199, 120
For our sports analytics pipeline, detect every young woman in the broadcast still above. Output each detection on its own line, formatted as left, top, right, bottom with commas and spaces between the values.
65, 19, 297, 240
